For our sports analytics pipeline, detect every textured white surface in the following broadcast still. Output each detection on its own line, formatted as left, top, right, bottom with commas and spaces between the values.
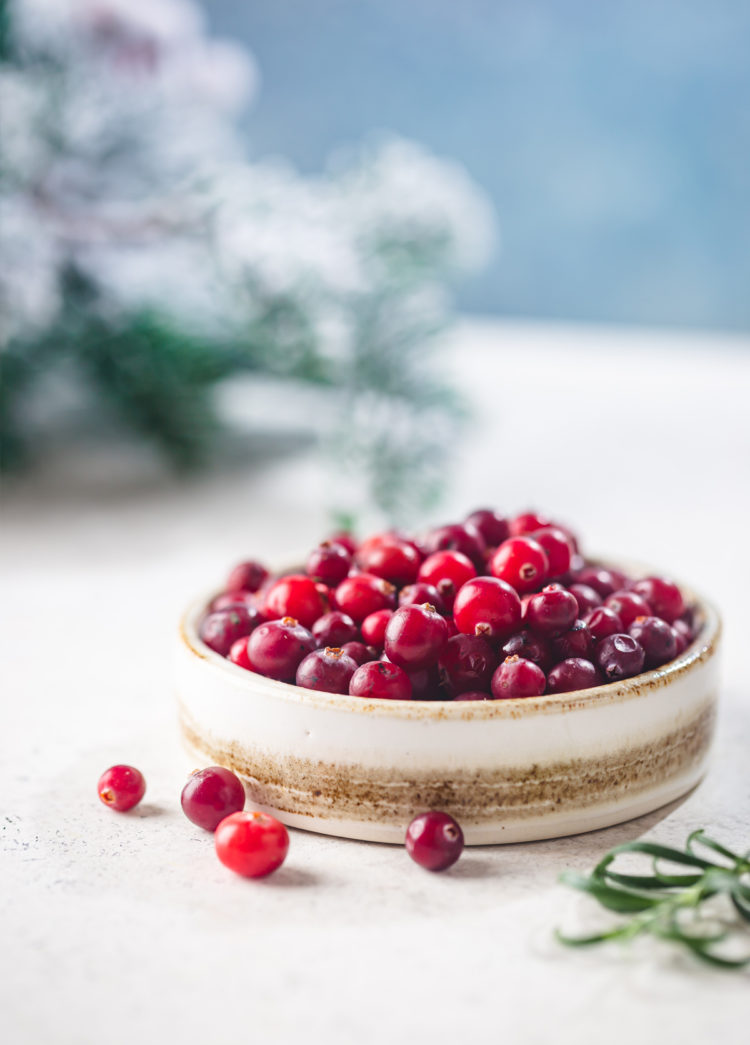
2, 319, 749, 1044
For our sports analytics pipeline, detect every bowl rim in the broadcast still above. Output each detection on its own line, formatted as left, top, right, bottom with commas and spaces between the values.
179, 563, 722, 721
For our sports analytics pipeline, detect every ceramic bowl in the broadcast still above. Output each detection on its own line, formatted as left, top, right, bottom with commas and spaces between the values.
175, 569, 721, 844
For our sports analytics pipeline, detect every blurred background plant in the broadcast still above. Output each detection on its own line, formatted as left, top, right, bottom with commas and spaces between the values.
0, 0, 494, 518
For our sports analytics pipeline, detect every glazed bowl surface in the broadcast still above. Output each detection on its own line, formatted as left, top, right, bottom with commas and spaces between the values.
175, 569, 721, 844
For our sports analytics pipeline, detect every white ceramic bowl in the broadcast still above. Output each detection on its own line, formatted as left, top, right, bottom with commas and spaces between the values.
175, 571, 721, 844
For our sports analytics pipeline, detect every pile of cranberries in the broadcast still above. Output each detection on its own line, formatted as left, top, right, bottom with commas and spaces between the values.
199, 508, 698, 701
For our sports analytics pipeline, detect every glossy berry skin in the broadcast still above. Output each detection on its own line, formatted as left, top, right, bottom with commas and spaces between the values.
546, 658, 601, 694
572, 566, 627, 599
356, 538, 421, 586
490, 537, 549, 595
422, 523, 486, 570
264, 574, 326, 629
550, 619, 592, 661
530, 527, 573, 578
225, 560, 269, 594
509, 511, 551, 537
453, 690, 493, 701
596, 634, 646, 681
349, 660, 412, 700
200, 606, 259, 657
360, 608, 393, 648
247, 617, 316, 681
97, 765, 146, 812
210, 590, 259, 613
405, 811, 464, 871
491, 656, 546, 699
295, 647, 359, 694
500, 629, 552, 671
568, 583, 602, 618
605, 591, 652, 628
181, 767, 245, 831
418, 551, 476, 607
405, 663, 442, 700
586, 606, 624, 643
214, 811, 289, 879
631, 577, 685, 624
306, 542, 352, 587
464, 508, 510, 548
671, 621, 690, 655
525, 585, 579, 636
312, 611, 359, 649
228, 636, 253, 670
334, 573, 396, 624
437, 634, 498, 696
384, 603, 449, 671
453, 577, 522, 640
628, 616, 677, 668
327, 531, 358, 557
398, 582, 446, 616
340, 641, 378, 665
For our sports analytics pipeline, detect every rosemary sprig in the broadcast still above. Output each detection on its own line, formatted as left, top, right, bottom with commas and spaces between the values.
556, 829, 750, 969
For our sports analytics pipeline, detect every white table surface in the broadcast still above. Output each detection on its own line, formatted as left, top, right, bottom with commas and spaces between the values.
2, 319, 749, 1044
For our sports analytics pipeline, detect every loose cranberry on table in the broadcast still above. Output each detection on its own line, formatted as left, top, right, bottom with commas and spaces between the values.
546, 658, 601, 694
490, 537, 549, 594
384, 603, 449, 671
181, 766, 245, 831
335, 573, 396, 624
525, 585, 579, 636
453, 576, 522, 640
628, 616, 678, 668
464, 508, 510, 549
225, 560, 269, 594
215, 811, 289, 878
405, 811, 464, 871
306, 542, 352, 587
97, 765, 146, 812
349, 660, 413, 701
438, 633, 497, 696
630, 577, 685, 624
200, 606, 259, 657
295, 647, 359, 694
398, 582, 447, 615
360, 608, 393, 648
264, 574, 327, 629
356, 537, 421, 586
312, 611, 359, 649
595, 633, 646, 681
247, 617, 316, 681
491, 656, 546, 699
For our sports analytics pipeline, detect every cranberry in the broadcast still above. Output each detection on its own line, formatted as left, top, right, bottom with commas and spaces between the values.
210, 590, 258, 612
500, 630, 552, 670
525, 585, 579, 636
549, 619, 592, 661
568, 583, 602, 617
399, 582, 446, 615
490, 537, 549, 594
225, 560, 269, 594
453, 690, 493, 701
306, 542, 352, 587
384, 603, 449, 671
181, 766, 245, 831
631, 577, 685, 624
340, 640, 378, 665
438, 634, 498, 696
214, 810, 289, 878
530, 527, 573, 578
264, 574, 326, 629
491, 656, 546, 699
422, 523, 486, 570
671, 623, 689, 655
311, 611, 359, 648
335, 573, 396, 623
672, 618, 693, 647
465, 508, 510, 548
349, 660, 412, 700
418, 551, 476, 609
360, 608, 393, 647
509, 511, 551, 537
405, 811, 464, 870
453, 576, 522, 640
547, 658, 601, 693
327, 531, 358, 556
628, 616, 677, 668
405, 663, 442, 700
97, 765, 146, 812
572, 567, 627, 599
605, 590, 652, 628
586, 606, 624, 642
295, 647, 358, 694
247, 617, 316, 681
200, 606, 259, 657
228, 636, 253, 670
356, 538, 421, 586
595, 634, 646, 681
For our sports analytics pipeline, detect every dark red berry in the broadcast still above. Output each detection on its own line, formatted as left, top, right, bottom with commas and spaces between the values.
453, 576, 522, 640
405, 811, 464, 871
295, 647, 359, 693
356, 537, 421, 586
384, 603, 449, 671
349, 660, 412, 700
605, 590, 652, 628
672, 618, 693, 649
568, 583, 602, 618
547, 658, 600, 693
595, 634, 646, 681
422, 523, 486, 570
525, 585, 578, 636
327, 531, 358, 556
530, 527, 573, 578
264, 574, 326, 629
586, 606, 624, 643
500, 629, 552, 671
399, 582, 446, 615
464, 508, 510, 548
334, 573, 396, 624
418, 550, 477, 608
311, 611, 359, 648
214, 810, 289, 878
491, 656, 546, 699
405, 663, 442, 700
306, 542, 352, 587
628, 616, 678, 668
340, 641, 378, 665
490, 537, 549, 594
438, 634, 498, 696
572, 567, 628, 599
631, 577, 685, 624
453, 690, 493, 701
210, 590, 258, 612
181, 766, 245, 831
225, 560, 269, 594
509, 511, 551, 537
671, 622, 689, 655
360, 608, 393, 648
97, 765, 146, 812
549, 619, 593, 661
200, 606, 259, 657
228, 636, 253, 670
247, 617, 316, 681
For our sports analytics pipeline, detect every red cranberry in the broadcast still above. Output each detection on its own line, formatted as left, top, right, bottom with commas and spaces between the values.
405, 811, 464, 871
586, 606, 624, 642
453, 576, 522, 640
671, 622, 689, 655
399, 582, 446, 615
672, 618, 693, 648
340, 640, 378, 665
247, 617, 316, 681
210, 590, 258, 612
384, 603, 449, 671
568, 583, 603, 618
490, 537, 549, 594
549, 619, 592, 661
225, 560, 269, 594
349, 660, 412, 700
306, 542, 352, 587
312, 611, 359, 648
97, 765, 146, 812
628, 616, 677, 668
215, 811, 289, 878
509, 511, 551, 537
530, 527, 573, 578
264, 574, 326, 629
418, 550, 477, 609
228, 636, 253, 670
525, 585, 579, 636
335, 573, 396, 623
295, 647, 359, 693
491, 656, 546, 699
437, 634, 498, 696
547, 658, 601, 693
595, 634, 646, 681
181, 766, 245, 831
631, 577, 685, 624
405, 663, 442, 700
360, 608, 393, 647
500, 629, 552, 670
422, 523, 486, 570
453, 690, 493, 701
572, 566, 627, 599
605, 590, 652, 628
327, 531, 358, 556
356, 538, 421, 586
200, 606, 259, 657
465, 508, 510, 548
